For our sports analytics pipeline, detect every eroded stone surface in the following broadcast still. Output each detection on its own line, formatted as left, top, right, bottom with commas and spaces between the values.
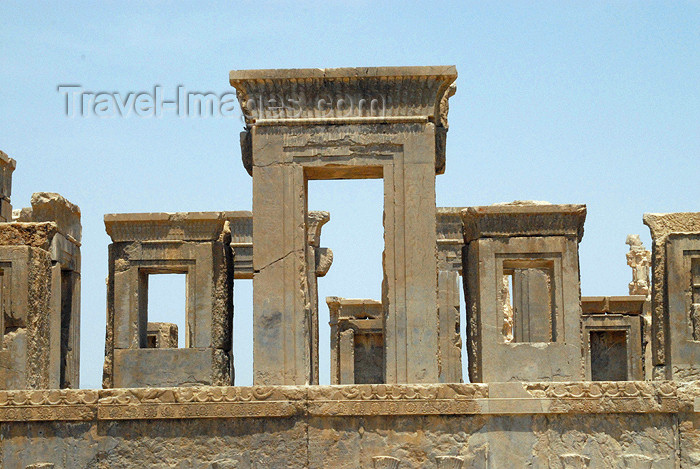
462, 203, 586, 383
0, 382, 691, 468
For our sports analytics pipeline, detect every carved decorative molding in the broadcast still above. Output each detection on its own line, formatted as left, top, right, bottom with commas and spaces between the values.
372, 456, 400, 469
524, 381, 676, 399
0, 383, 687, 423
436, 455, 464, 469
0, 389, 98, 421
229, 66, 457, 127
462, 203, 587, 244
104, 212, 228, 242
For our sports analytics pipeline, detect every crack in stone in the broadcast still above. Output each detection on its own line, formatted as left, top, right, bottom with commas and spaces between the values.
254, 249, 303, 273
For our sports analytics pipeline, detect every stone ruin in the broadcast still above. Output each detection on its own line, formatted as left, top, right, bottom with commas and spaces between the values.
1, 67, 700, 467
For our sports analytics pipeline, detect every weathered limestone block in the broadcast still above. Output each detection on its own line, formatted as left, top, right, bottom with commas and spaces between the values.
327, 297, 384, 384
0, 243, 53, 389
644, 212, 700, 380
0, 151, 16, 222
462, 202, 586, 383
581, 296, 645, 381
102, 212, 233, 388
146, 322, 178, 348
19, 192, 82, 243
14, 193, 83, 389
231, 66, 457, 385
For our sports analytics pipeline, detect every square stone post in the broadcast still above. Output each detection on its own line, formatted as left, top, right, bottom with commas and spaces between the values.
436, 207, 466, 383
231, 66, 457, 384
225, 210, 333, 385
644, 212, 700, 380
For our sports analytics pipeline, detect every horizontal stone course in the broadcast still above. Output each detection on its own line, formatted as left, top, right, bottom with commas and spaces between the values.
0, 382, 688, 423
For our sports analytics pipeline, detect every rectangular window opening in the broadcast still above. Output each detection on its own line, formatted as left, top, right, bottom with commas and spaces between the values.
144, 273, 187, 348
503, 262, 555, 343
353, 332, 384, 384
590, 330, 628, 381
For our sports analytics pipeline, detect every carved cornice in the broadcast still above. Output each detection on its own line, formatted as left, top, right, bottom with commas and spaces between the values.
229, 66, 457, 127
643, 212, 700, 242
104, 212, 228, 243
98, 386, 304, 420
462, 202, 587, 243
581, 295, 647, 315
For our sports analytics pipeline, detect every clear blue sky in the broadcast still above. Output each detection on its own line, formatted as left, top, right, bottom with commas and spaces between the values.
1, 2, 698, 388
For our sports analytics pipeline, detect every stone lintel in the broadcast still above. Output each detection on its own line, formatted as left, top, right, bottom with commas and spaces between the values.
461, 202, 587, 243
327, 297, 383, 324
0, 222, 58, 251
581, 296, 647, 315
104, 212, 228, 242
229, 65, 457, 127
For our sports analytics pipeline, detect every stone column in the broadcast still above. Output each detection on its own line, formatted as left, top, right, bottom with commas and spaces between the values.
225, 210, 332, 385
0, 223, 57, 390
437, 270, 462, 383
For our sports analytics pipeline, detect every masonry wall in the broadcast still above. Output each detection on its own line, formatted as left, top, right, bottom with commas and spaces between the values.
1, 382, 698, 468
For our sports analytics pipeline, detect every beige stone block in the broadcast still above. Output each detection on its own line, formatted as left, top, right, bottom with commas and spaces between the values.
28, 193, 81, 243
644, 211, 700, 372
0, 149, 16, 201
0, 198, 12, 222
113, 348, 230, 388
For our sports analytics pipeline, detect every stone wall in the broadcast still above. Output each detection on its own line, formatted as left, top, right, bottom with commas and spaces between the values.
1, 382, 698, 468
